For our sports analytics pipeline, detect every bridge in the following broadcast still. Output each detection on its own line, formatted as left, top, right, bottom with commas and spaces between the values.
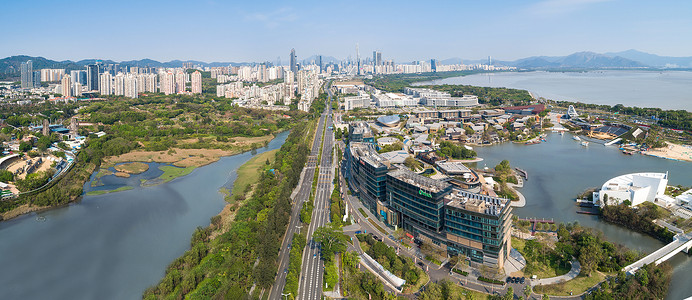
623, 233, 692, 275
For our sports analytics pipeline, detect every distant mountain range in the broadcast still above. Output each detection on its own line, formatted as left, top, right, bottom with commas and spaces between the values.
442, 50, 692, 69
2, 50, 692, 79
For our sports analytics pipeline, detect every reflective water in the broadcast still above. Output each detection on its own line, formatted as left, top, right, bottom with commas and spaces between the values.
470, 133, 692, 299
416, 70, 692, 111
0, 131, 289, 300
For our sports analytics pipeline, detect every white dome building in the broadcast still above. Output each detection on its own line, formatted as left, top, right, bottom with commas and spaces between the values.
594, 172, 668, 206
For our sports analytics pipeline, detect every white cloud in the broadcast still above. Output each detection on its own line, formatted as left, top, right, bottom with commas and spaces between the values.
529, 0, 613, 16
245, 7, 298, 29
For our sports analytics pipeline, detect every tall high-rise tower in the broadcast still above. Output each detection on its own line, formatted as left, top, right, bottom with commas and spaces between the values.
289, 48, 297, 76
20, 60, 33, 88
356, 43, 360, 75
87, 64, 99, 91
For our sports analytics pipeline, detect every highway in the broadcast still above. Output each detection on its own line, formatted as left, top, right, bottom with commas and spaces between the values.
268, 98, 326, 300
297, 87, 335, 300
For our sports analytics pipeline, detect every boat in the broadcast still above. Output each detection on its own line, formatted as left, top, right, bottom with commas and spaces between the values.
581, 141, 589, 147
525, 140, 540, 145
572, 135, 581, 141
559, 131, 564, 136
622, 150, 634, 155
540, 138, 547, 142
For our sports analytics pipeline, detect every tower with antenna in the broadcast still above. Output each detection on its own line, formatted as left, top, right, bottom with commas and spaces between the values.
356, 43, 360, 76
488, 56, 492, 66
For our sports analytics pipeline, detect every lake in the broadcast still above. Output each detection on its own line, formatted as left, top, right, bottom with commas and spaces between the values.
469, 133, 692, 299
0, 131, 289, 300
416, 70, 692, 111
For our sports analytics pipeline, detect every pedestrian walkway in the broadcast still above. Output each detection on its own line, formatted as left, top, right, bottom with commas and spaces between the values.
531, 259, 581, 286
504, 248, 527, 275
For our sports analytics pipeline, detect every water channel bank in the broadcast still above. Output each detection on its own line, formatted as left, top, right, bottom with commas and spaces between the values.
0, 131, 289, 300
471, 132, 692, 300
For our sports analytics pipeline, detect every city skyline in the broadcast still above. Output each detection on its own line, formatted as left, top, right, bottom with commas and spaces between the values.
2, 0, 692, 63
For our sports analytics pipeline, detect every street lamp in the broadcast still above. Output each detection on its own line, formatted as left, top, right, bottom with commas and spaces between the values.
281, 292, 291, 300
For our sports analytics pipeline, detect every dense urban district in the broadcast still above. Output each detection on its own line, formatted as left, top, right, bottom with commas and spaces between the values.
0, 51, 691, 300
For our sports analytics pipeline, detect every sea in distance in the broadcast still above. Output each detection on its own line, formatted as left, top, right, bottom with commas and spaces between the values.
416, 70, 692, 111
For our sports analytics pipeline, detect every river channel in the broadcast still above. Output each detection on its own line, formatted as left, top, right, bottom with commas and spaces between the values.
0, 130, 289, 300
470, 133, 692, 299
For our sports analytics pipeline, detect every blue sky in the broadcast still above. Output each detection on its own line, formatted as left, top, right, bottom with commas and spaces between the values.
2, 0, 692, 63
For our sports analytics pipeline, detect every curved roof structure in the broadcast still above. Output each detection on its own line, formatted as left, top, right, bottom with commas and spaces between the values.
377, 115, 400, 127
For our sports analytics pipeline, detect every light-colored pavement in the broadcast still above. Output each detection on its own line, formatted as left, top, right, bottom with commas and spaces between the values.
531, 259, 581, 286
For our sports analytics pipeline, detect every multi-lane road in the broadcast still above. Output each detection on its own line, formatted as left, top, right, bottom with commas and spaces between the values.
268, 97, 327, 300
297, 88, 335, 300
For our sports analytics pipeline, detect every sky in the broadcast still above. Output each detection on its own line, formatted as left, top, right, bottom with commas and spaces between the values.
2, 0, 692, 63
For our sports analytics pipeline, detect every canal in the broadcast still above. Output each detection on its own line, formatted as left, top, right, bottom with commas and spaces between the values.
0, 131, 289, 300
470, 132, 692, 299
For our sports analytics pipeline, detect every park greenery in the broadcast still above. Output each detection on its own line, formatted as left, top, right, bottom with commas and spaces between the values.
600, 202, 675, 242
512, 237, 570, 279
585, 262, 672, 300
363, 71, 483, 93
555, 100, 692, 132
330, 168, 346, 227
341, 251, 395, 300
357, 233, 425, 292
417, 84, 533, 106
143, 120, 311, 299
377, 141, 403, 154
493, 160, 518, 200
0, 91, 308, 217
437, 140, 477, 159
283, 233, 307, 299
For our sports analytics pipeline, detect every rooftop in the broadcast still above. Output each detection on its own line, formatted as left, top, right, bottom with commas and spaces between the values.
435, 161, 472, 175
444, 189, 509, 216
387, 167, 450, 193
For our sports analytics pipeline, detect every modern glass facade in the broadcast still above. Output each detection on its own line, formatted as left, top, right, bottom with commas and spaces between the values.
347, 143, 391, 212
387, 168, 452, 235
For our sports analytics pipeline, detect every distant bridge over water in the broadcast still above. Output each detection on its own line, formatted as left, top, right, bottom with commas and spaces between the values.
623, 233, 692, 275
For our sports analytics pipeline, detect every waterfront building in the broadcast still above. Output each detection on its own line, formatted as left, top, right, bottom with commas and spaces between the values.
191, 71, 202, 94
594, 172, 668, 206
21, 60, 33, 88
345, 143, 513, 268
444, 189, 512, 268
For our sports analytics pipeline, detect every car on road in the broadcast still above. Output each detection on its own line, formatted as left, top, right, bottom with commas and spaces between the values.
417, 262, 425, 268
314, 253, 317, 258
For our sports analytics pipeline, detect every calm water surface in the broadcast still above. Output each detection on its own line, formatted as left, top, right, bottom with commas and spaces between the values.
416, 70, 692, 111
0, 131, 289, 300
471, 133, 692, 299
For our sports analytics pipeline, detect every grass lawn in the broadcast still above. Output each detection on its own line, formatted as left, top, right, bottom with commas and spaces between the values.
158, 165, 197, 183
231, 149, 277, 199
86, 186, 134, 196
114, 162, 150, 174
512, 237, 570, 278
368, 218, 387, 235
534, 271, 606, 296
95, 169, 113, 178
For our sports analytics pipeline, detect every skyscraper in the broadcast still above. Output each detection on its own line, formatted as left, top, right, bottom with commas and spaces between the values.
318, 55, 323, 71
431, 59, 437, 72
289, 48, 297, 76
87, 64, 99, 91
21, 60, 33, 88
160, 72, 176, 95
191, 71, 202, 94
